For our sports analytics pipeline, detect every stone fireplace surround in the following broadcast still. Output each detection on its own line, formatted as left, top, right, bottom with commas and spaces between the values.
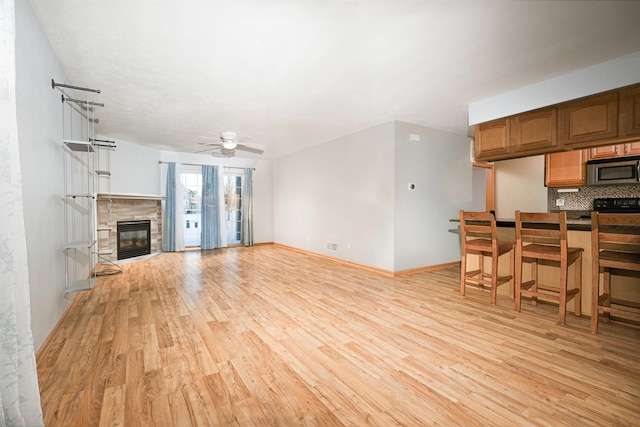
97, 194, 164, 262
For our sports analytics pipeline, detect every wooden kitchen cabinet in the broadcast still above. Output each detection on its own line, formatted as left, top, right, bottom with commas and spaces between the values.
475, 118, 510, 161
474, 83, 640, 162
511, 107, 558, 153
589, 141, 640, 159
619, 84, 640, 137
559, 91, 618, 147
545, 149, 588, 187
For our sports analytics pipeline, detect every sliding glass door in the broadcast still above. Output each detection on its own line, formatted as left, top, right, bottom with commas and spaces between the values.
181, 170, 202, 247
224, 172, 243, 245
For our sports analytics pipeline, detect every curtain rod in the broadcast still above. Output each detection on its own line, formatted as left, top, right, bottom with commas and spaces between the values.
158, 161, 254, 171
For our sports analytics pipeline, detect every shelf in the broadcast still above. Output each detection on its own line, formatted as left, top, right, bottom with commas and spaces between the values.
96, 170, 111, 176
97, 193, 165, 201
65, 240, 97, 250
65, 193, 95, 198
66, 278, 97, 294
64, 139, 95, 152
97, 227, 112, 232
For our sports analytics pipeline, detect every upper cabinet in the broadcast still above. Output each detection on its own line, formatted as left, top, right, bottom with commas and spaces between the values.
559, 92, 618, 147
475, 108, 559, 161
511, 107, 558, 153
474, 83, 640, 162
475, 118, 510, 160
590, 142, 640, 160
619, 84, 640, 137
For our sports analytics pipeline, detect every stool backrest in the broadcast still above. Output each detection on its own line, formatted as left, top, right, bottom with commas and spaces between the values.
459, 210, 498, 248
515, 211, 568, 249
591, 212, 640, 255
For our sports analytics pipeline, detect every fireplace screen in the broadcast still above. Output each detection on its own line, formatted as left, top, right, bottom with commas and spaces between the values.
117, 220, 151, 260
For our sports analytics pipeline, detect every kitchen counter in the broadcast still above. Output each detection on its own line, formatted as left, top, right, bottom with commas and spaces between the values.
449, 215, 592, 231
493, 218, 592, 231
451, 213, 640, 321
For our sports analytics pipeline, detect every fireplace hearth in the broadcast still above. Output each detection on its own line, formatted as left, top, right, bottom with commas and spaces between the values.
117, 220, 151, 260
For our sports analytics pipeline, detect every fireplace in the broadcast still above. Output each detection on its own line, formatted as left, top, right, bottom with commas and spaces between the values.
117, 220, 151, 260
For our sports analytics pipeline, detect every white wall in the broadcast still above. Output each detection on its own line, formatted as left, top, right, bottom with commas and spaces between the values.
469, 50, 640, 124
273, 122, 396, 271
393, 121, 472, 271
107, 137, 161, 195
494, 155, 548, 218
15, 0, 70, 350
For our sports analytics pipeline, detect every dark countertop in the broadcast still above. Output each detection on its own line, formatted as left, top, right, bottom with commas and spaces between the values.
494, 218, 592, 231
449, 212, 593, 232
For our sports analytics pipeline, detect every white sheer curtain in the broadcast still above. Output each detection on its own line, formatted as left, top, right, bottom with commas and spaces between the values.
0, 1, 44, 425
162, 162, 185, 252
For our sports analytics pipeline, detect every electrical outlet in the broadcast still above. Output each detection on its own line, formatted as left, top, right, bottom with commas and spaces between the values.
555, 199, 565, 207
408, 183, 416, 190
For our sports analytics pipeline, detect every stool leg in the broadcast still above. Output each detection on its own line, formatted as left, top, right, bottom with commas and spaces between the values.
603, 269, 611, 324
515, 248, 522, 312
558, 259, 568, 325
460, 250, 467, 297
479, 253, 484, 292
491, 250, 498, 305
509, 248, 514, 299
591, 264, 600, 333
531, 259, 538, 306
574, 253, 582, 317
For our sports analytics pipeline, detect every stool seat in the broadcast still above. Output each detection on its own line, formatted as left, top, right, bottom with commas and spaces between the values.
598, 250, 640, 265
515, 211, 582, 325
521, 244, 583, 261
459, 211, 514, 305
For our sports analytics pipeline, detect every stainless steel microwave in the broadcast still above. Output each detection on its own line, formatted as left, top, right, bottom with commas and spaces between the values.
586, 156, 640, 185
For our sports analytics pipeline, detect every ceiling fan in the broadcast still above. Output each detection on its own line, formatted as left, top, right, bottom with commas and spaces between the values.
195, 131, 264, 157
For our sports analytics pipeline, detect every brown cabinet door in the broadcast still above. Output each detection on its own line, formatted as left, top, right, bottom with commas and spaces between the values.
624, 141, 640, 156
475, 118, 509, 160
545, 150, 588, 187
589, 144, 622, 160
559, 92, 618, 146
619, 85, 640, 137
511, 107, 558, 152
590, 142, 640, 159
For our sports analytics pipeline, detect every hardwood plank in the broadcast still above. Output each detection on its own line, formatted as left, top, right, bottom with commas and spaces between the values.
38, 245, 640, 426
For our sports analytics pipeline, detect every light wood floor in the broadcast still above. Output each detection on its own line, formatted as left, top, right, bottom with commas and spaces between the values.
37, 245, 640, 426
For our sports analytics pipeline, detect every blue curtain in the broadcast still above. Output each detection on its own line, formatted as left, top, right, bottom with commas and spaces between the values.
162, 162, 176, 251
241, 168, 253, 247
162, 162, 185, 251
201, 165, 221, 250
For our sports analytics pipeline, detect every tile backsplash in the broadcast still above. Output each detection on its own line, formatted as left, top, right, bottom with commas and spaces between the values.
548, 184, 640, 212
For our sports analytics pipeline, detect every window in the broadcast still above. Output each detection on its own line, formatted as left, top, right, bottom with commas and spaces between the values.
181, 170, 202, 247
224, 172, 243, 245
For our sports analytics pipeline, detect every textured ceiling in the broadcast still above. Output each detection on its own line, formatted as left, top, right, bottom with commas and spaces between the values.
28, 1, 640, 158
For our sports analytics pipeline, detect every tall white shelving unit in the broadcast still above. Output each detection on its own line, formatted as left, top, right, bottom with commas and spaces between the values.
53, 79, 115, 292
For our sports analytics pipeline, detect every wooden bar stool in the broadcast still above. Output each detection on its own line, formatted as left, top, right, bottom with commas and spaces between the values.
591, 212, 640, 333
514, 211, 582, 325
459, 210, 514, 305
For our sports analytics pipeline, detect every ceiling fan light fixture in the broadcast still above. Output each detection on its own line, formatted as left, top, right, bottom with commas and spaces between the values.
222, 140, 237, 150
220, 131, 237, 149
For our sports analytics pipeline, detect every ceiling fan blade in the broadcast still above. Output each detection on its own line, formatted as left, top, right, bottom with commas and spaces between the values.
195, 142, 223, 147
193, 146, 217, 153
198, 135, 219, 140
236, 145, 264, 154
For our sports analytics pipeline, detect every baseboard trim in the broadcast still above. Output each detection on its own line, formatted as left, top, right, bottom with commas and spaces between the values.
273, 243, 396, 276
394, 261, 461, 276
273, 243, 460, 277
